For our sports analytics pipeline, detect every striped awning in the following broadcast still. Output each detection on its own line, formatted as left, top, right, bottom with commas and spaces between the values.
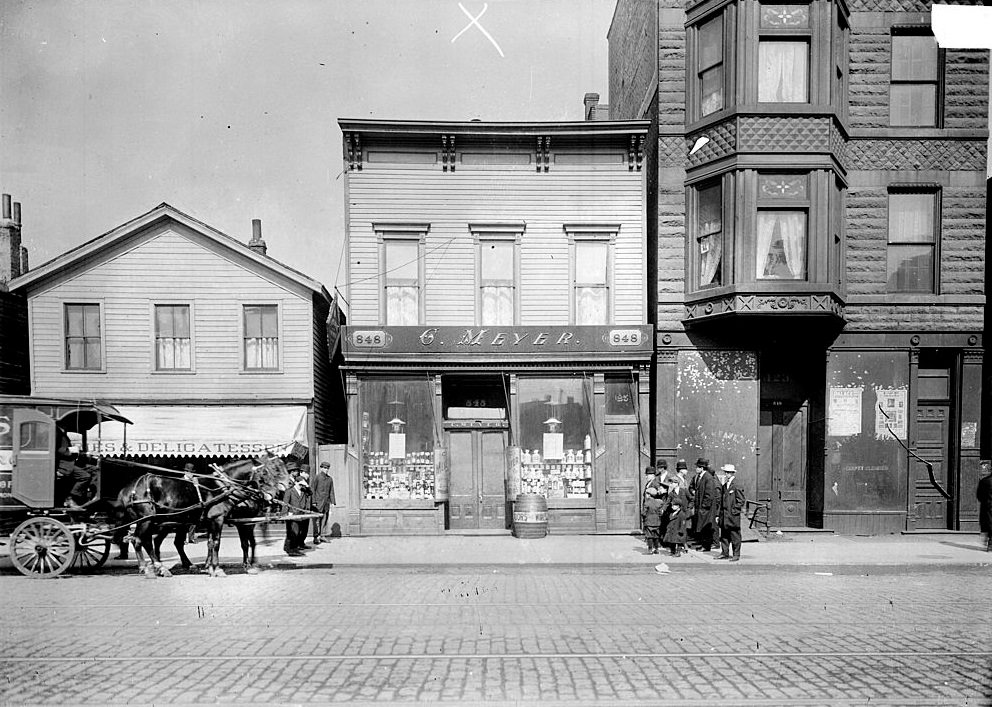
89, 405, 308, 458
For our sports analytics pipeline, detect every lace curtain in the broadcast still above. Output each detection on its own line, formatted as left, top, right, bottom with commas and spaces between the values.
758, 41, 808, 102
757, 212, 805, 279
386, 286, 418, 325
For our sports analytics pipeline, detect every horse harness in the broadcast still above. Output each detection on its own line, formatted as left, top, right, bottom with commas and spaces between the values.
126, 463, 269, 521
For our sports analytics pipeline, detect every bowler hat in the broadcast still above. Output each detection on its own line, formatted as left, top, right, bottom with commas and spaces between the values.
721, 463, 737, 473
645, 466, 657, 475
676, 459, 687, 470
657, 460, 668, 469
696, 458, 709, 468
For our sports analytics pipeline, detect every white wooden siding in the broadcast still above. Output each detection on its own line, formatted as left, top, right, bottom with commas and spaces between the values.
28, 226, 315, 400
346, 167, 644, 326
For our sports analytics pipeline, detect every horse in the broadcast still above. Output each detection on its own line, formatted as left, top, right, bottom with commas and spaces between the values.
115, 454, 290, 577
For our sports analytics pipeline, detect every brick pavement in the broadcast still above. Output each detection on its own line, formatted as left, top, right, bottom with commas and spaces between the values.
0, 568, 989, 705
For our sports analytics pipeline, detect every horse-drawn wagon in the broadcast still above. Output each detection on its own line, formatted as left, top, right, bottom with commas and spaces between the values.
0, 395, 132, 577
2, 395, 311, 578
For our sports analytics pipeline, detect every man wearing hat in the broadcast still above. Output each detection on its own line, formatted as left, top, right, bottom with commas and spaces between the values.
311, 460, 337, 545
692, 458, 719, 552
977, 460, 992, 552
716, 463, 746, 561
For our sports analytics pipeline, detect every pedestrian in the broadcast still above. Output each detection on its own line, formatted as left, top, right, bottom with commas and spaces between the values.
282, 471, 309, 557
297, 467, 313, 546
977, 459, 992, 552
311, 460, 336, 544
716, 463, 746, 562
692, 458, 719, 552
641, 486, 665, 554
643, 466, 662, 498
662, 473, 689, 556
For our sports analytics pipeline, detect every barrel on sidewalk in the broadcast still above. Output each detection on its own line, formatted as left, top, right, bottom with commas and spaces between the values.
513, 494, 548, 539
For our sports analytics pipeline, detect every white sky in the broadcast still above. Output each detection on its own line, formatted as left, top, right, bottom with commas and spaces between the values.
1, 2, 988, 293
0, 0, 615, 288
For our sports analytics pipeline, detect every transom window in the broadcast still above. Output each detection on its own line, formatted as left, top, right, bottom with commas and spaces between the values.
890, 33, 939, 127
887, 190, 939, 293
479, 239, 516, 326
154, 304, 191, 370
243, 304, 278, 370
756, 174, 808, 280
64, 303, 102, 370
697, 15, 724, 117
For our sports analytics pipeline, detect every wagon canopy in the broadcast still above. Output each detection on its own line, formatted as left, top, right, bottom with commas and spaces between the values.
0, 395, 132, 433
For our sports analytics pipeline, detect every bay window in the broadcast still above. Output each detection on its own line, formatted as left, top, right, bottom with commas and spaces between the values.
696, 181, 723, 288
756, 174, 808, 281
758, 5, 811, 103
697, 15, 724, 117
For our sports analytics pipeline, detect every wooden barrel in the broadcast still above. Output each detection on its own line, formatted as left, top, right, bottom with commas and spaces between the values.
513, 494, 548, 539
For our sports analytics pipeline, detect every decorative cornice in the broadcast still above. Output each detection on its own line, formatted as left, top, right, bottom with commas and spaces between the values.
345, 132, 363, 171
441, 135, 456, 172
684, 292, 845, 322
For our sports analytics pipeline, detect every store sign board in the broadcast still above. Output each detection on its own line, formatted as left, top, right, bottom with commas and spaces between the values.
343, 325, 653, 355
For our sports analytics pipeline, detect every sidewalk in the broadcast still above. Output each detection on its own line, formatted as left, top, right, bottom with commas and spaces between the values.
3, 528, 990, 574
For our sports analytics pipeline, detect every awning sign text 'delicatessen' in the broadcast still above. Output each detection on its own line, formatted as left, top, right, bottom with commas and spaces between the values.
343, 326, 653, 357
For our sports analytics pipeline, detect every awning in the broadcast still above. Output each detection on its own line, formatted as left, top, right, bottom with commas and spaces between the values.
90, 405, 309, 458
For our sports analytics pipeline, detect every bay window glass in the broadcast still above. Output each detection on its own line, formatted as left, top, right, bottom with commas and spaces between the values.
887, 191, 937, 293
697, 182, 723, 288
697, 15, 724, 117
480, 240, 515, 325
154, 304, 191, 370
517, 377, 593, 499
360, 378, 436, 500
758, 40, 809, 102
574, 241, 609, 325
384, 239, 420, 325
891, 34, 939, 127
243, 304, 278, 370
756, 174, 808, 280
65, 303, 102, 370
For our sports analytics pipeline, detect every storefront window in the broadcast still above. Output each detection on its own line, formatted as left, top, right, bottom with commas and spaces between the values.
517, 377, 593, 499
360, 378, 437, 500
825, 352, 909, 511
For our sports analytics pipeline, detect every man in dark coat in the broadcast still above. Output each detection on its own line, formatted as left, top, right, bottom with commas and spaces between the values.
311, 460, 337, 544
716, 463, 746, 561
977, 460, 992, 552
692, 458, 719, 552
282, 472, 310, 556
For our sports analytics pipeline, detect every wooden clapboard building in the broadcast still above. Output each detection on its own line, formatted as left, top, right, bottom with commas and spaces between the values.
338, 119, 651, 535
9, 203, 344, 486
609, 0, 988, 534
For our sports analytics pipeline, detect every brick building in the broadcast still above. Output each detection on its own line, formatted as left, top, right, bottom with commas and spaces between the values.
0, 193, 29, 395
609, 0, 988, 533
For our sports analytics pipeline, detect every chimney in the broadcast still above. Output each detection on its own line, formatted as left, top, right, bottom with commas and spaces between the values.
584, 93, 600, 120
1, 193, 23, 289
248, 218, 267, 256
20, 246, 29, 274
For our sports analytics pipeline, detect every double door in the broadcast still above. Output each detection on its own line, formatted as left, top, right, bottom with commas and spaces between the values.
447, 429, 507, 530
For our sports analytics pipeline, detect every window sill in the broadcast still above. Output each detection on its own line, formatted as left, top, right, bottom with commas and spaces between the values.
61, 369, 107, 374
150, 370, 197, 375
239, 369, 284, 375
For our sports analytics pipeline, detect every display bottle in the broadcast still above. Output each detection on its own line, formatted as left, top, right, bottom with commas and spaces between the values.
532, 449, 541, 465
522, 448, 531, 465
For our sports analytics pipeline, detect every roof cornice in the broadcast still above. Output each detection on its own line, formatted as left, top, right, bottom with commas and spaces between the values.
337, 118, 650, 137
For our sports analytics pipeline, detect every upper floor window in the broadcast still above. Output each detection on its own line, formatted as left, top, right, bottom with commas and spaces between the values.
573, 241, 610, 325
154, 304, 191, 371
890, 33, 939, 127
758, 5, 810, 103
243, 304, 278, 370
383, 239, 421, 326
479, 238, 517, 326
696, 181, 723, 288
697, 15, 724, 117
887, 190, 939, 293
756, 174, 808, 280
64, 303, 101, 371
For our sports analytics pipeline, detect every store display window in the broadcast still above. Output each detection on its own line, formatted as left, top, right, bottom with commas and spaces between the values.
360, 378, 437, 500
517, 377, 593, 499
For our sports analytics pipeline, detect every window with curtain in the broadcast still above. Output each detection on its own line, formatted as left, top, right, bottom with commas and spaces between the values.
479, 239, 515, 325
890, 34, 939, 127
697, 15, 724, 117
755, 174, 808, 280
887, 191, 938, 293
696, 181, 723, 288
243, 304, 278, 370
383, 239, 420, 325
64, 303, 102, 370
758, 40, 809, 102
574, 241, 609, 325
154, 304, 191, 370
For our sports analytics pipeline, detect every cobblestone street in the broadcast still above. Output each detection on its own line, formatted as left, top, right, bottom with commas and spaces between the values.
1, 564, 989, 705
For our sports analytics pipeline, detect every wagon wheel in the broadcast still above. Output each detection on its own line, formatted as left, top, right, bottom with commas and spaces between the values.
9, 517, 76, 578
70, 531, 111, 572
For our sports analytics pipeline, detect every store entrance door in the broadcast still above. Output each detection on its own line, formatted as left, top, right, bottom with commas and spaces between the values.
447, 429, 507, 530
757, 402, 807, 528
911, 404, 952, 529
604, 425, 639, 531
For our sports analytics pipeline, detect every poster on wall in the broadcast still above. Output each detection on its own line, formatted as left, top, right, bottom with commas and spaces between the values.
828, 387, 863, 436
874, 388, 907, 440
388, 433, 406, 460
543, 433, 563, 461
961, 421, 978, 448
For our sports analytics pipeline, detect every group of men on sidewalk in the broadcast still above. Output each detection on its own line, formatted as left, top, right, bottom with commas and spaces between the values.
281, 460, 336, 557
642, 457, 746, 561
